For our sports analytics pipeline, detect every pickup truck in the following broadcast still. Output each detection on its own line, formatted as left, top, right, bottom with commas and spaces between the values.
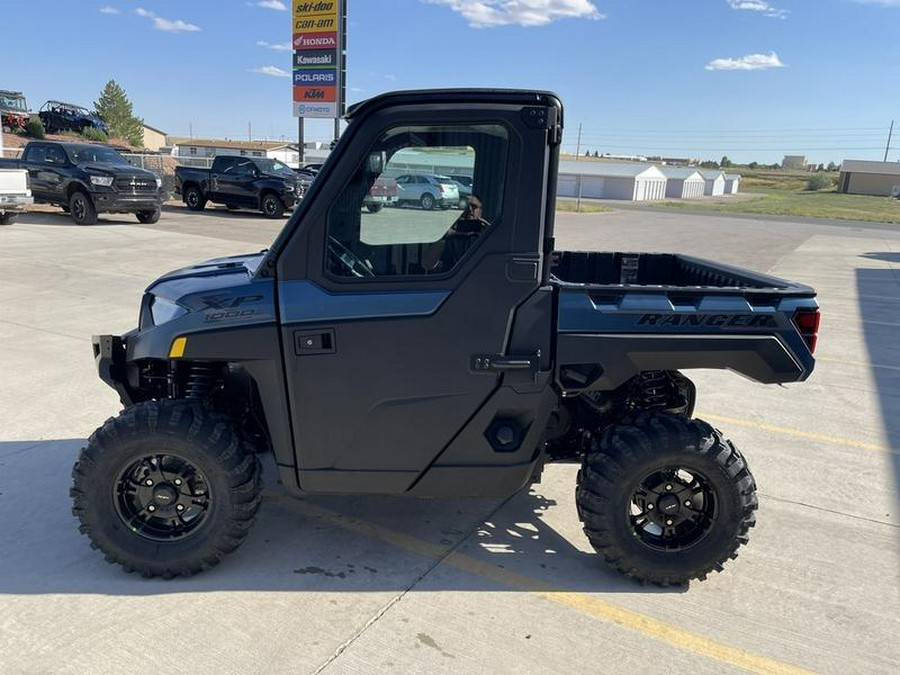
0, 168, 33, 224
0, 141, 163, 225
364, 176, 398, 212
72, 89, 819, 587
174, 156, 303, 218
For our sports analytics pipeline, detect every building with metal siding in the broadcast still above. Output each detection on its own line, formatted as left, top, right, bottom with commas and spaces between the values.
724, 174, 741, 195
699, 169, 726, 196
557, 161, 667, 201
838, 160, 900, 197
660, 167, 706, 199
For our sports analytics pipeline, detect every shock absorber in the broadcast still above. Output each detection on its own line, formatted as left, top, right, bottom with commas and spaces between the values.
184, 363, 220, 400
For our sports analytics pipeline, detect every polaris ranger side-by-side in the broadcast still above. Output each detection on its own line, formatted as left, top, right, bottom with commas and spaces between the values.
72, 90, 819, 585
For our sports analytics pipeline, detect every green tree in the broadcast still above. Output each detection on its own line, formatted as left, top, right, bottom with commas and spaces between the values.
826, 161, 838, 171
93, 80, 144, 147
748, 161, 759, 169
720, 155, 732, 168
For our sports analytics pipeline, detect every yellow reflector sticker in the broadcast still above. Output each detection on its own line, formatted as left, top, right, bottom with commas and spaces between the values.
169, 337, 187, 358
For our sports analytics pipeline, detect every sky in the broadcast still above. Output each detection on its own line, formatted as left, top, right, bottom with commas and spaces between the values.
4, 0, 900, 165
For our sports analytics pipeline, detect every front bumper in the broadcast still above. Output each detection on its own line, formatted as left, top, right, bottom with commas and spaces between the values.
93, 333, 136, 406
0, 193, 33, 213
91, 191, 163, 214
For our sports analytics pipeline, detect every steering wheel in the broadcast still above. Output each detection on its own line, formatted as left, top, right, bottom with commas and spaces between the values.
327, 236, 375, 278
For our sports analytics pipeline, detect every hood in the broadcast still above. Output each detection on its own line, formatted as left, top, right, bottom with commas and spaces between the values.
81, 162, 158, 178
146, 252, 268, 302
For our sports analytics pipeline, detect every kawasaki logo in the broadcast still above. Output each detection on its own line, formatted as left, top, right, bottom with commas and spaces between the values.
637, 314, 777, 327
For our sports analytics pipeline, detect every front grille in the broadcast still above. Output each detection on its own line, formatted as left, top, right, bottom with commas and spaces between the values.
114, 177, 158, 193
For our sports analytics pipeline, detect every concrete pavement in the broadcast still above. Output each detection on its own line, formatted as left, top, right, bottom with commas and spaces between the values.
0, 204, 897, 674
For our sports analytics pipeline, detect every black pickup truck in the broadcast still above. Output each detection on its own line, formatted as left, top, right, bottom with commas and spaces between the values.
73, 89, 819, 586
0, 141, 163, 224
174, 156, 303, 218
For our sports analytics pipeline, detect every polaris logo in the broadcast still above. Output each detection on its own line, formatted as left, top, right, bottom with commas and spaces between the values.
294, 70, 336, 85
637, 314, 777, 327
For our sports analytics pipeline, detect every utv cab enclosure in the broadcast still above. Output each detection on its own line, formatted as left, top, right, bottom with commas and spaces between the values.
73, 89, 819, 586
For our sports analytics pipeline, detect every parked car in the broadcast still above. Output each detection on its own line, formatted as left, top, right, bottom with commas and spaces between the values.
0, 90, 30, 133
0, 141, 163, 224
442, 174, 473, 208
0, 168, 33, 224
38, 101, 107, 135
174, 156, 303, 218
394, 173, 460, 210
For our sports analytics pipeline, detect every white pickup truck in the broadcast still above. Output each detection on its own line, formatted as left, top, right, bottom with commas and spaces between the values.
0, 168, 32, 224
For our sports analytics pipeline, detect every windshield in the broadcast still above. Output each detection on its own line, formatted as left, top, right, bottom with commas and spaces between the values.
0, 94, 27, 111
70, 146, 129, 165
255, 158, 294, 175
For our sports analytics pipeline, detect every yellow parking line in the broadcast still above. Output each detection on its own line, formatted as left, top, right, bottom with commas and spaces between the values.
292, 500, 811, 675
700, 412, 894, 455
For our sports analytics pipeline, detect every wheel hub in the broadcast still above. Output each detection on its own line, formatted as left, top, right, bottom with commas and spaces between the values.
152, 484, 177, 506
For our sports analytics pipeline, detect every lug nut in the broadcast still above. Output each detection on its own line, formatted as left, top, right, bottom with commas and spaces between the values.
666, 519, 673, 526
647, 504, 654, 510
174, 479, 182, 486
685, 500, 692, 507
176, 505, 184, 512
147, 505, 156, 512
665, 484, 672, 491
145, 479, 153, 486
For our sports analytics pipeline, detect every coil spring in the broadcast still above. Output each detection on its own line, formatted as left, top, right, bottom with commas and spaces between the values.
184, 363, 219, 400
633, 371, 674, 410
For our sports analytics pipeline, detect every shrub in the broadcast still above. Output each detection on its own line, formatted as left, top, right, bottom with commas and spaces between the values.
806, 174, 836, 191
80, 127, 108, 143
25, 115, 44, 139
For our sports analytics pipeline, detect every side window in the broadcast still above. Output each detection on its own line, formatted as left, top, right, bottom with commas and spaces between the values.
25, 146, 46, 163
324, 123, 508, 279
216, 157, 236, 174
233, 160, 255, 177
45, 146, 65, 164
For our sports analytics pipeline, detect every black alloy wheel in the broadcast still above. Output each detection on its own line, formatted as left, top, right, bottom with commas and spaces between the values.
184, 186, 205, 211
114, 453, 212, 542
261, 193, 284, 218
136, 208, 160, 224
69, 191, 98, 225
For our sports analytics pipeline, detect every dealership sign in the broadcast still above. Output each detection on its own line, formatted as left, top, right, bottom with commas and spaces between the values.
293, 0, 345, 119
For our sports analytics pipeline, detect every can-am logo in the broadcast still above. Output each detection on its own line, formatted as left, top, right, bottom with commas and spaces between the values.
293, 33, 337, 49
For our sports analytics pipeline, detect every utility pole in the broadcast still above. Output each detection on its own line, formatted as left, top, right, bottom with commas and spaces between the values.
884, 120, 894, 162
575, 122, 582, 161
248, 121, 252, 143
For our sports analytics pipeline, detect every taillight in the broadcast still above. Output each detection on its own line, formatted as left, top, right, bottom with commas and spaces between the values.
792, 308, 820, 354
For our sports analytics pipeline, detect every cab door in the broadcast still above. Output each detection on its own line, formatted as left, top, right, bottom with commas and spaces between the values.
272, 92, 561, 495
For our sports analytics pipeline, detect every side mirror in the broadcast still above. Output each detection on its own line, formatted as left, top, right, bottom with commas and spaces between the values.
366, 151, 385, 175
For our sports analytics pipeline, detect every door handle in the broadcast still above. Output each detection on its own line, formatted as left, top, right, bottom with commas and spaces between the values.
471, 352, 540, 372
294, 328, 336, 355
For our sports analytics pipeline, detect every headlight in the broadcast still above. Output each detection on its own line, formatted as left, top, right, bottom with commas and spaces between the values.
90, 175, 114, 187
284, 184, 295, 192
150, 296, 188, 326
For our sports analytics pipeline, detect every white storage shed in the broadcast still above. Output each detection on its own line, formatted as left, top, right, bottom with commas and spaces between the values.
557, 161, 667, 201
660, 167, 706, 199
700, 170, 726, 196
724, 174, 741, 195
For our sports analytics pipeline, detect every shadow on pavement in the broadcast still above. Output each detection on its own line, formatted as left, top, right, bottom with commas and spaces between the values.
856, 259, 900, 503
0, 439, 670, 597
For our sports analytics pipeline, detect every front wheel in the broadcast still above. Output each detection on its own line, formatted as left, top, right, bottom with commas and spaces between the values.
136, 207, 161, 224
69, 191, 98, 225
260, 193, 285, 218
366, 203, 383, 213
576, 412, 757, 586
71, 401, 262, 578
420, 193, 435, 210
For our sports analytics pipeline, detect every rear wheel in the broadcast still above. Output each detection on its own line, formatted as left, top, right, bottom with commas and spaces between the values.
69, 190, 98, 225
260, 192, 284, 218
576, 412, 757, 586
136, 207, 161, 224
71, 400, 262, 578
0, 213, 18, 225
184, 186, 206, 211
420, 193, 435, 210
366, 203, 383, 213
